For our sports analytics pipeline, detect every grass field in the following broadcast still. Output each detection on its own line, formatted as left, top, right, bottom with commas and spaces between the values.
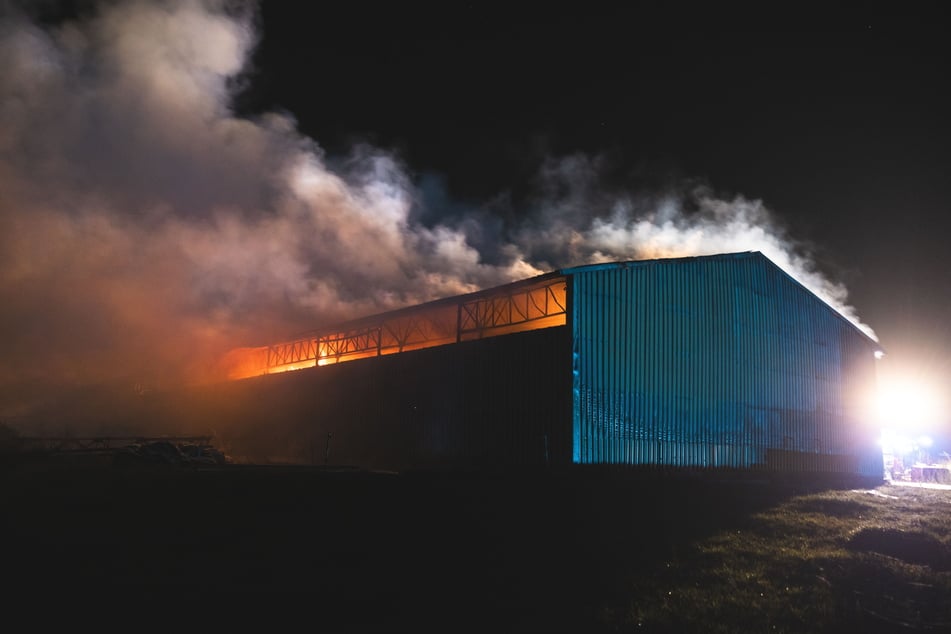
2, 458, 949, 632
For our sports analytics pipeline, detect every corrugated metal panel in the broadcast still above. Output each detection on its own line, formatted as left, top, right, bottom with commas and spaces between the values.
570, 252, 882, 476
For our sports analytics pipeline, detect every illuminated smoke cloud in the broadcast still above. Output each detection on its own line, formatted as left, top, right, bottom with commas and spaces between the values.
0, 1, 873, 419
513, 155, 875, 340
0, 0, 538, 410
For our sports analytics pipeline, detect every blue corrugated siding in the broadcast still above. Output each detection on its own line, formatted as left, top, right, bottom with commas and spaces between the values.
570, 253, 882, 476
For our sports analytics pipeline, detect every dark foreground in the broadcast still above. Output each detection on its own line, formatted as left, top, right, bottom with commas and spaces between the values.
2, 458, 949, 632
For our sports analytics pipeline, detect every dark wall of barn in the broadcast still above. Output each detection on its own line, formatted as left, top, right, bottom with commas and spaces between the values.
140, 326, 573, 470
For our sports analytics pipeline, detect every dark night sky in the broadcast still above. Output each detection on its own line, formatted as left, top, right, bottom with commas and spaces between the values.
236, 4, 951, 430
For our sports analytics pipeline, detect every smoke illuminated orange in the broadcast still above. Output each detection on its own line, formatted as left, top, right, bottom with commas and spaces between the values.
220, 346, 270, 380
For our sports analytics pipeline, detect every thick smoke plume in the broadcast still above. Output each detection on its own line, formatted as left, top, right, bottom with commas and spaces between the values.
0, 1, 873, 421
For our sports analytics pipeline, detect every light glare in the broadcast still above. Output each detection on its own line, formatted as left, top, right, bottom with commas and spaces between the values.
874, 380, 942, 430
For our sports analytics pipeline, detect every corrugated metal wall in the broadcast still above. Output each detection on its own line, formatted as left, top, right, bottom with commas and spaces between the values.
569, 253, 882, 476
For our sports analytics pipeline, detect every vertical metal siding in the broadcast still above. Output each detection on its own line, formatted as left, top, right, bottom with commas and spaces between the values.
570, 253, 881, 476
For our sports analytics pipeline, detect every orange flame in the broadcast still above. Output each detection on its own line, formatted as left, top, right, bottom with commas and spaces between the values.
218, 346, 270, 380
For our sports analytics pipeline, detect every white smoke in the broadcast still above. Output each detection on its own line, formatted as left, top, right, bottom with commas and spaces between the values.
513, 155, 875, 339
0, 1, 873, 416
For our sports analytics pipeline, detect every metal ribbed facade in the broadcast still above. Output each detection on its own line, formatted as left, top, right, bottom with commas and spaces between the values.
568, 252, 882, 476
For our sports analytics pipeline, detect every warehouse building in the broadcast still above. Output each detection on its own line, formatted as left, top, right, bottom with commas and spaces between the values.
203, 251, 882, 477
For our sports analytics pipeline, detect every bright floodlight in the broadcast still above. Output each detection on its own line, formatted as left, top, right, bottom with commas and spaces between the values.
879, 430, 914, 455
875, 380, 942, 430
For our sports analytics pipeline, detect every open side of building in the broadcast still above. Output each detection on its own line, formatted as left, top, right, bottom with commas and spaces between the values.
152, 251, 883, 477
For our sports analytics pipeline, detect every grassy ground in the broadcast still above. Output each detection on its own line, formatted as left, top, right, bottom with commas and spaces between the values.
600, 483, 951, 633
1, 458, 949, 631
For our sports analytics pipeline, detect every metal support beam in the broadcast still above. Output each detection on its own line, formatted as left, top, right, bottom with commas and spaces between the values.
263, 276, 568, 373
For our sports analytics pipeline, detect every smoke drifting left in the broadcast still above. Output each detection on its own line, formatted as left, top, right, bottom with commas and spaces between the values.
0, 1, 872, 428
0, 1, 533, 420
